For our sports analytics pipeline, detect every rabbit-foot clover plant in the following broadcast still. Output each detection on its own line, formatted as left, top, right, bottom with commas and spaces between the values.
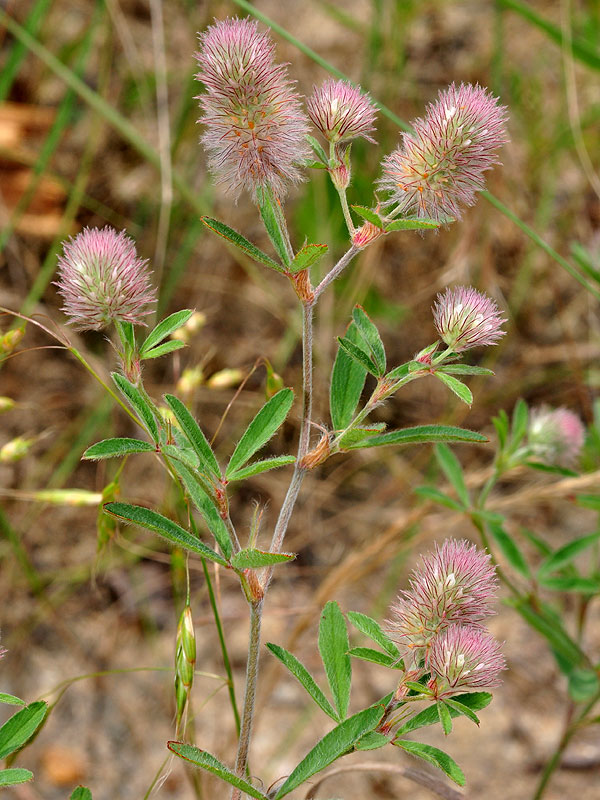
3, 13, 513, 800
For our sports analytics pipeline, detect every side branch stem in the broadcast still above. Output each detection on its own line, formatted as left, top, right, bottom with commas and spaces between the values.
313, 246, 358, 301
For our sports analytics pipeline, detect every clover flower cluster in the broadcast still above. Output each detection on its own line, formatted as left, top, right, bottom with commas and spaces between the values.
527, 406, 585, 468
56, 227, 156, 331
388, 539, 505, 697
433, 286, 506, 352
195, 17, 310, 200
306, 79, 377, 145
379, 83, 508, 221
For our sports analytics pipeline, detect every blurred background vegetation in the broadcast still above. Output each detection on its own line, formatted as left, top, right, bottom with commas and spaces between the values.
1, 1, 599, 798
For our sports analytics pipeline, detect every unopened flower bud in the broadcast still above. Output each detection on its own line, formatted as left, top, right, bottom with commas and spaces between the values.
379, 83, 508, 221
33, 489, 103, 506
1, 328, 24, 354
307, 79, 377, 144
55, 227, 156, 331
176, 366, 204, 395
427, 625, 505, 696
0, 436, 33, 463
0, 397, 16, 413
433, 286, 505, 351
175, 605, 196, 726
527, 406, 585, 468
207, 368, 243, 390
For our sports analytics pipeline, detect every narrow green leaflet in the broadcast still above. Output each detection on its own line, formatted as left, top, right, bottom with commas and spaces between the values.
394, 740, 465, 786
538, 576, 600, 594
509, 598, 584, 668
112, 373, 159, 442
170, 462, 233, 559
0, 694, 24, 706
487, 521, 531, 578
140, 309, 193, 355
435, 372, 473, 405
338, 425, 386, 450
337, 336, 379, 376
435, 444, 470, 507
443, 698, 481, 726
266, 643, 338, 721
351, 205, 384, 227
164, 394, 220, 480
318, 601, 352, 720
0, 700, 47, 759
568, 668, 600, 702
438, 364, 494, 376
231, 549, 295, 570
492, 409, 509, 450
256, 185, 291, 267
226, 388, 294, 478
70, 788, 93, 800
83, 438, 155, 460
330, 322, 367, 431
537, 531, 600, 576
344, 425, 487, 450
414, 486, 464, 511
289, 243, 328, 274
352, 306, 386, 376
576, 494, 600, 511
306, 134, 328, 164
274, 704, 385, 799
347, 647, 399, 668
141, 340, 186, 360
511, 398, 529, 446
385, 218, 441, 231
200, 216, 284, 272
395, 692, 491, 735
437, 701, 453, 735
103, 502, 228, 566
167, 743, 269, 800
227, 455, 295, 482
386, 361, 413, 380
346, 611, 400, 658
354, 731, 393, 751
0, 769, 33, 787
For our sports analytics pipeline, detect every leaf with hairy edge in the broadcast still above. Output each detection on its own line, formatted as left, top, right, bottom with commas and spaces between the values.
170, 462, 233, 559
352, 306, 386, 376
346, 611, 400, 658
227, 455, 295, 482
70, 788, 93, 800
112, 373, 159, 442
141, 340, 186, 360
256, 185, 291, 267
306, 134, 328, 164
226, 389, 294, 478
0, 701, 47, 759
351, 206, 384, 227
338, 425, 386, 449
266, 643, 338, 721
395, 693, 492, 735
443, 698, 481, 726
167, 743, 269, 799
507, 598, 584, 668
231, 549, 295, 570
330, 322, 368, 432
347, 647, 400, 668
274, 704, 385, 798
438, 364, 494, 376
319, 601, 352, 720
385, 218, 441, 231
103, 502, 228, 566
337, 336, 379, 376
386, 361, 413, 380
435, 372, 473, 405
435, 444, 470, 507
354, 731, 393, 751
414, 486, 464, 511
538, 531, 600, 576
289, 243, 328, 274
140, 309, 193, 354
0, 694, 24, 706
164, 394, 220, 480
0, 769, 33, 787
511, 398, 529, 446
437, 701, 453, 735
487, 521, 531, 578
200, 216, 284, 273
394, 740, 465, 786
83, 438, 155, 460
344, 425, 487, 450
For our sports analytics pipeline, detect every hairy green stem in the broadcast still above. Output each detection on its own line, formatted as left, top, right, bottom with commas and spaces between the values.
313, 246, 359, 301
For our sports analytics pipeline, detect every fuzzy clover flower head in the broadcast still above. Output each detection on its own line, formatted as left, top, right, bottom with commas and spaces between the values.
378, 83, 508, 221
388, 539, 498, 663
195, 17, 310, 200
306, 79, 377, 144
433, 286, 506, 352
427, 625, 505, 697
527, 406, 585, 467
56, 227, 156, 332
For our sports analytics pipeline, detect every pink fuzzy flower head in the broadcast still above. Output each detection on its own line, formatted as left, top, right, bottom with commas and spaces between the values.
306, 79, 377, 144
527, 406, 585, 467
388, 539, 498, 664
378, 83, 508, 221
56, 227, 156, 332
427, 625, 506, 696
195, 17, 310, 200
433, 286, 506, 351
